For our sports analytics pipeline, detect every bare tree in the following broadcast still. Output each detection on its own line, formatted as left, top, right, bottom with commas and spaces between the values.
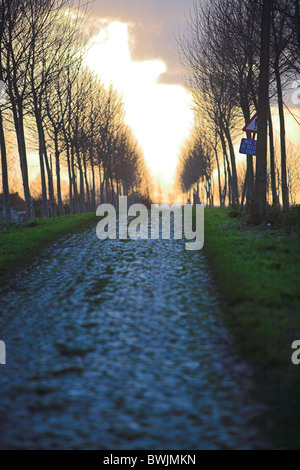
0, 0, 11, 221
1, 0, 36, 219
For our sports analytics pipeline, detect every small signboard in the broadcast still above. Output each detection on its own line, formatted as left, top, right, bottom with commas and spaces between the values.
242, 113, 258, 133
239, 138, 257, 156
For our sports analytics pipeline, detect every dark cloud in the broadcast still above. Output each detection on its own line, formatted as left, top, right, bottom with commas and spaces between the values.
91, 0, 194, 84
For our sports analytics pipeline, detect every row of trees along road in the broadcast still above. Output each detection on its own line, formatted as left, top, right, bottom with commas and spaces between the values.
0, 0, 152, 222
177, 0, 300, 222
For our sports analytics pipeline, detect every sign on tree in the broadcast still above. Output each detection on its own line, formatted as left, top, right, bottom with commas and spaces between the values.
242, 113, 258, 133
239, 138, 257, 156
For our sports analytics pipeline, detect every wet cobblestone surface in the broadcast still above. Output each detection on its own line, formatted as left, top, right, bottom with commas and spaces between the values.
0, 228, 268, 449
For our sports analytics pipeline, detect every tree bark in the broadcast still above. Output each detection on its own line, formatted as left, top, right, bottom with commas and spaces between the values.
220, 131, 231, 205
12, 104, 35, 220
42, 127, 57, 217
54, 131, 65, 216
268, 105, 279, 206
90, 151, 96, 211
214, 146, 223, 207
275, 68, 289, 208
224, 125, 239, 204
35, 110, 49, 218
0, 108, 11, 222
78, 159, 86, 213
254, 0, 271, 223
71, 146, 79, 214
82, 153, 91, 212
66, 145, 73, 214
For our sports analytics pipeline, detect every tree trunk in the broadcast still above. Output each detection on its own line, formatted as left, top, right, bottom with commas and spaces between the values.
0, 109, 11, 222
35, 114, 49, 218
82, 152, 91, 211
254, 0, 271, 222
78, 160, 86, 213
268, 105, 279, 206
241, 105, 254, 208
54, 132, 65, 216
214, 147, 223, 207
71, 146, 79, 214
98, 164, 102, 205
220, 131, 230, 205
66, 145, 73, 214
246, 154, 254, 207
91, 153, 96, 211
224, 125, 238, 204
42, 126, 57, 218
110, 177, 116, 206
275, 68, 289, 208
240, 166, 248, 210
12, 104, 35, 220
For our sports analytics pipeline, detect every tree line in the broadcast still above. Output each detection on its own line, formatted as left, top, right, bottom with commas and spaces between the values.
177, 0, 300, 219
0, 0, 151, 222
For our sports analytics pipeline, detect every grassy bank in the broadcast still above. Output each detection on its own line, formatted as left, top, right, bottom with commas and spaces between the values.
204, 208, 300, 448
0, 213, 97, 287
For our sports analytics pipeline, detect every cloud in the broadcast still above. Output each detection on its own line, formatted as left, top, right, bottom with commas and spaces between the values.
90, 0, 194, 84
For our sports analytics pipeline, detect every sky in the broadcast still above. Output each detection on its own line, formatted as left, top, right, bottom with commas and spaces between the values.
84, 0, 195, 197
24, 0, 299, 201
90, 0, 195, 85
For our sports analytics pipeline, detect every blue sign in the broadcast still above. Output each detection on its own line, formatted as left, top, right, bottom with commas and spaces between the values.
239, 138, 257, 156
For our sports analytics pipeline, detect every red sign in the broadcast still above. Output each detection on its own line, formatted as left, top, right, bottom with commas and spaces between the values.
243, 113, 258, 133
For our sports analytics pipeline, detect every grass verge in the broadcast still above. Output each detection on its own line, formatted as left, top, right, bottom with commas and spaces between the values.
0, 213, 97, 287
204, 208, 300, 449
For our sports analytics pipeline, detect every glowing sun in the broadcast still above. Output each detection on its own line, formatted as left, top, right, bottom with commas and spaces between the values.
85, 20, 193, 194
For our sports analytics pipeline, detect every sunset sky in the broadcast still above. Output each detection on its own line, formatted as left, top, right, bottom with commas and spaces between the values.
83, 1, 300, 201
84, 0, 195, 196
24, 0, 299, 201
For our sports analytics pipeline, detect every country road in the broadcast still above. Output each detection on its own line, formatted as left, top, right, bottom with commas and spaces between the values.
0, 224, 268, 449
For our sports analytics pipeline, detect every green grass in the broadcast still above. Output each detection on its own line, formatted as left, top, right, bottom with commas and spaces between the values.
0, 213, 97, 287
204, 208, 300, 448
